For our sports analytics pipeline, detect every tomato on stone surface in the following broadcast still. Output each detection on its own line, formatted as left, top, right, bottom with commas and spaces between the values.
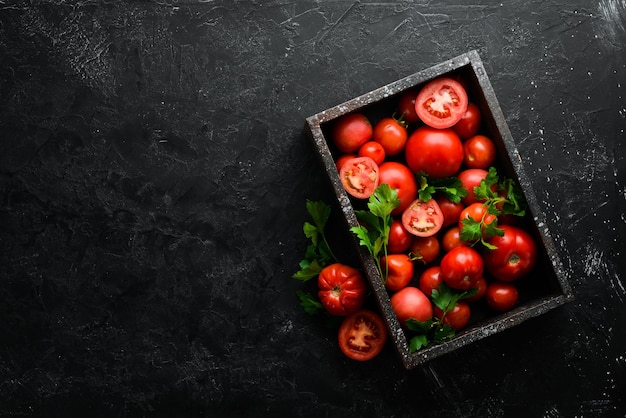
409, 235, 440, 265
418, 266, 442, 298
338, 309, 387, 361
434, 300, 471, 331
458, 202, 498, 235
381, 254, 414, 291
415, 77, 469, 129
439, 246, 484, 291
339, 156, 379, 199
358, 141, 386, 165
463, 135, 496, 169
372, 117, 408, 156
405, 126, 464, 178
388, 220, 412, 254
317, 263, 367, 316
452, 102, 482, 140
457, 168, 490, 206
402, 198, 444, 237
378, 161, 417, 215
436, 196, 464, 227
390, 286, 433, 326
484, 225, 537, 281
465, 275, 487, 302
397, 89, 420, 123
441, 226, 468, 252
335, 153, 356, 171
485, 281, 519, 312
331, 113, 373, 153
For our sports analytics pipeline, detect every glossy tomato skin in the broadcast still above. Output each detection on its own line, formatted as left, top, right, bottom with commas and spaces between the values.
439, 246, 484, 291
335, 153, 356, 171
415, 77, 469, 129
397, 89, 420, 123
436, 196, 464, 227
484, 225, 537, 281
458, 168, 490, 206
465, 275, 487, 302
339, 156, 379, 199
405, 126, 464, 178
372, 117, 408, 156
381, 254, 414, 291
463, 135, 496, 169
409, 235, 440, 265
453, 102, 482, 140
458, 202, 498, 237
378, 162, 417, 215
358, 141, 386, 165
418, 266, 442, 298
441, 226, 468, 252
338, 309, 387, 361
434, 300, 471, 331
331, 113, 373, 153
388, 220, 412, 254
390, 286, 433, 326
318, 263, 367, 316
485, 282, 519, 312
402, 198, 444, 237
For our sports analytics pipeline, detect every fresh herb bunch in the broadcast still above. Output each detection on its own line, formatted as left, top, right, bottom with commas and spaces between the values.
417, 173, 468, 203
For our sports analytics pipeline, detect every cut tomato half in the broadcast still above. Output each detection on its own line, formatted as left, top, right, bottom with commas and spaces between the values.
401, 198, 444, 237
415, 77, 469, 129
338, 309, 387, 361
338, 156, 379, 199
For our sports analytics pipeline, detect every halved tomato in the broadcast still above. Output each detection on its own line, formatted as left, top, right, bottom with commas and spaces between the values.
415, 77, 469, 129
338, 309, 387, 361
401, 198, 444, 237
339, 156, 379, 199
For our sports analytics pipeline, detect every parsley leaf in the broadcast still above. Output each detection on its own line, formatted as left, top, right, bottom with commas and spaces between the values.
296, 290, 324, 315
417, 173, 468, 203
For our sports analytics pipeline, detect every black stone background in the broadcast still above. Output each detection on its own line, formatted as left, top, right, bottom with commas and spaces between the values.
1, 1, 625, 417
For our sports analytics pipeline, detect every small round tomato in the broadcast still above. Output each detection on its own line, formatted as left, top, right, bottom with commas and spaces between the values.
441, 226, 468, 252
415, 77, 469, 129
338, 309, 387, 361
339, 156, 379, 199
463, 135, 496, 169
335, 153, 357, 171
418, 266, 442, 298
378, 161, 417, 215
484, 225, 537, 281
439, 246, 484, 291
405, 126, 464, 178
390, 286, 433, 326
402, 198, 444, 237
465, 275, 487, 302
372, 117, 408, 156
388, 220, 412, 254
457, 168, 490, 206
397, 89, 420, 123
358, 141, 386, 165
318, 263, 367, 316
331, 113, 373, 153
409, 235, 440, 265
453, 102, 482, 140
436, 196, 464, 227
434, 300, 471, 331
458, 202, 498, 237
485, 282, 519, 312
381, 254, 414, 291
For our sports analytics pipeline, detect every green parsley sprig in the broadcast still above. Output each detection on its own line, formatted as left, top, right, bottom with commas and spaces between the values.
417, 173, 468, 203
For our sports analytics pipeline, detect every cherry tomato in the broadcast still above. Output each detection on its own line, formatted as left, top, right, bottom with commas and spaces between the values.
390, 286, 433, 326
381, 254, 414, 291
485, 282, 519, 312
402, 198, 444, 237
436, 196, 464, 227
331, 113, 373, 153
439, 246, 484, 291
339, 156, 379, 199
434, 300, 471, 331
358, 141, 386, 165
388, 220, 412, 254
409, 235, 440, 265
415, 77, 469, 129
441, 226, 468, 252
457, 168, 490, 206
484, 225, 537, 281
418, 266, 442, 298
465, 275, 487, 302
397, 89, 420, 123
452, 102, 482, 140
335, 153, 356, 171
318, 263, 367, 316
378, 161, 417, 215
458, 202, 498, 237
372, 117, 408, 156
463, 135, 496, 169
405, 126, 464, 178
338, 309, 387, 361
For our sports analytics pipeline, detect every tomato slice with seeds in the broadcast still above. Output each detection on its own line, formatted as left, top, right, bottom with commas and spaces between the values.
415, 77, 469, 129
338, 309, 387, 361
401, 198, 444, 237
338, 156, 379, 199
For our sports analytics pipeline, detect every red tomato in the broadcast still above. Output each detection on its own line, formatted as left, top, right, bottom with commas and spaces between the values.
483, 225, 537, 281
372, 117, 408, 156
465, 275, 487, 302
436, 196, 464, 227
378, 161, 417, 215
358, 141, 386, 165
397, 89, 420, 123
418, 266, 442, 298
485, 282, 519, 312
439, 246, 484, 290
381, 254, 414, 291
409, 235, 440, 265
388, 220, 412, 254
434, 300, 471, 331
452, 102, 482, 140
390, 286, 433, 326
457, 168, 490, 206
402, 198, 444, 237
458, 202, 498, 236
405, 126, 464, 178
463, 135, 496, 169
338, 309, 387, 361
441, 226, 468, 252
415, 77, 469, 129
331, 113, 373, 153
335, 153, 356, 171
317, 263, 367, 316
339, 156, 379, 199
